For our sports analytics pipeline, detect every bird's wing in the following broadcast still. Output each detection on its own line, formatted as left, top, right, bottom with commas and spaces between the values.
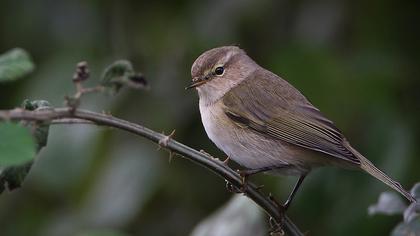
221, 69, 360, 165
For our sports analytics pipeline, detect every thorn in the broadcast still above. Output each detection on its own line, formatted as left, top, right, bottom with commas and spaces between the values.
102, 110, 112, 116
225, 180, 242, 194
268, 192, 286, 225
268, 193, 281, 209
223, 156, 230, 165
237, 170, 248, 192
158, 129, 176, 148
168, 151, 174, 163
199, 149, 215, 159
256, 184, 265, 191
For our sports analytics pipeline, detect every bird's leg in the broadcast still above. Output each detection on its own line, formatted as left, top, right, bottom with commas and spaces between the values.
238, 168, 263, 191
237, 166, 283, 192
268, 194, 286, 235
283, 174, 307, 210
225, 167, 268, 194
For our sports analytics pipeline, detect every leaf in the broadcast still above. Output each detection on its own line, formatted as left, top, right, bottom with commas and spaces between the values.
404, 203, 420, 223
101, 60, 148, 94
190, 195, 265, 236
410, 183, 420, 202
21, 99, 52, 151
124, 73, 148, 89
0, 123, 36, 167
22, 99, 51, 111
0, 100, 52, 193
392, 217, 420, 236
368, 192, 407, 216
0, 161, 33, 193
0, 48, 35, 82
0, 123, 36, 193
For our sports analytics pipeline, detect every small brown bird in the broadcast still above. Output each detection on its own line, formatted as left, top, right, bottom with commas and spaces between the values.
187, 46, 416, 208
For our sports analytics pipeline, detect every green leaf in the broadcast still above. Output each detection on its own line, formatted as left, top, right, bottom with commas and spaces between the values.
0, 100, 52, 194
101, 60, 148, 94
21, 99, 52, 151
0, 161, 33, 193
22, 99, 51, 111
0, 122, 36, 193
0, 48, 35, 82
0, 123, 36, 167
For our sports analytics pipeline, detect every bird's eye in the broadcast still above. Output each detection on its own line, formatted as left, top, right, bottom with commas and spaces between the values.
214, 66, 224, 76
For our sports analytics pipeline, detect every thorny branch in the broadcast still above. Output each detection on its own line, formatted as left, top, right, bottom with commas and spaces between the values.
0, 107, 303, 236
0, 61, 303, 236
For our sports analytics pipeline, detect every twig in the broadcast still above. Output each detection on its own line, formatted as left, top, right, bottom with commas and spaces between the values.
0, 107, 303, 236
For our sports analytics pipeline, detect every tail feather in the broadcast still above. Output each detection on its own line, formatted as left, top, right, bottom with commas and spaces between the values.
344, 142, 416, 203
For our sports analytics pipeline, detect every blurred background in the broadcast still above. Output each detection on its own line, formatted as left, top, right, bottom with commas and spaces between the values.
0, 0, 419, 235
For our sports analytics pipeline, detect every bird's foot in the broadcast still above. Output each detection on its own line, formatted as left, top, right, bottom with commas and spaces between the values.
225, 169, 254, 193
225, 181, 242, 194
237, 169, 254, 192
268, 193, 287, 235
269, 217, 285, 236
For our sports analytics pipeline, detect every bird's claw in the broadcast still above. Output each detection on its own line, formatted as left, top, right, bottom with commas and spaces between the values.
237, 169, 251, 192
225, 180, 243, 194
269, 217, 285, 236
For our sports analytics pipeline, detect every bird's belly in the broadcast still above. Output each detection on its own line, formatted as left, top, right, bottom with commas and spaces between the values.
199, 102, 309, 174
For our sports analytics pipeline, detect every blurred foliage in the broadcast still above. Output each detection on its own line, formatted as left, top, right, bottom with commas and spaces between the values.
0, 48, 34, 82
392, 218, 420, 236
368, 192, 406, 216
0, 0, 419, 235
369, 184, 420, 235
0, 123, 35, 167
190, 195, 265, 236
21, 99, 52, 151
101, 60, 148, 94
0, 99, 52, 194
0, 123, 36, 193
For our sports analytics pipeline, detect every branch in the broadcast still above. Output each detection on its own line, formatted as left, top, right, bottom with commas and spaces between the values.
0, 107, 303, 236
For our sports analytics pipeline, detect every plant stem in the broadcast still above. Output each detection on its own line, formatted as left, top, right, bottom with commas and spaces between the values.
0, 107, 303, 236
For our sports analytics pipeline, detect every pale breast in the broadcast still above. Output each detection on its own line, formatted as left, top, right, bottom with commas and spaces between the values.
199, 100, 310, 174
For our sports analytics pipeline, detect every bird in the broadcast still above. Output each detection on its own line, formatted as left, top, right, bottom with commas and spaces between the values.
186, 46, 416, 209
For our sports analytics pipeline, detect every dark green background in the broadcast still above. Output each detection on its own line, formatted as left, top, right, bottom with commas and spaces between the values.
0, 0, 419, 235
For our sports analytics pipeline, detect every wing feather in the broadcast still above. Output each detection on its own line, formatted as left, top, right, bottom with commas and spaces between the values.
222, 69, 360, 165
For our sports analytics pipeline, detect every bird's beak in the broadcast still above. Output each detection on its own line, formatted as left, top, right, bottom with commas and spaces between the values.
185, 77, 207, 90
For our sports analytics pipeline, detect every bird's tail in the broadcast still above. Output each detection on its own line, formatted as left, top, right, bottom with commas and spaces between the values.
344, 142, 416, 203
